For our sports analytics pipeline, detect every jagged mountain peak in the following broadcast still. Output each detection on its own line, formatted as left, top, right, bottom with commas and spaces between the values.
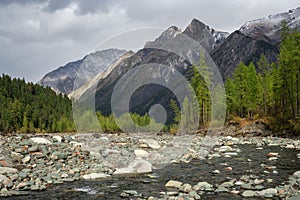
240, 7, 300, 44
186, 18, 208, 30
146, 18, 228, 53
144, 25, 182, 48
38, 48, 127, 94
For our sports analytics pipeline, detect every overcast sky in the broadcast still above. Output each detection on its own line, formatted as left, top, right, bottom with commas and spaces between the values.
0, 0, 299, 82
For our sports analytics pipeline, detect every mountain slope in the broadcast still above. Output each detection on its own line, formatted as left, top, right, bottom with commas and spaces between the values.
38, 48, 126, 94
211, 7, 300, 79
240, 7, 300, 44
211, 31, 279, 79
70, 51, 135, 100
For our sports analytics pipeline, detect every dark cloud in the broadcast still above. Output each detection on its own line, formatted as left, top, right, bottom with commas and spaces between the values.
0, 0, 299, 82
45, 0, 72, 12
0, 0, 47, 6
76, 0, 121, 14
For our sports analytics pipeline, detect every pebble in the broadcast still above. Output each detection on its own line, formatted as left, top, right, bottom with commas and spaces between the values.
258, 188, 277, 197
218, 146, 233, 152
220, 181, 234, 188
194, 182, 213, 191
212, 170, 220, 174
253, 179, 264, 185
215, 186, 229, 193
266, 179, 273, 183
113, 167, 136, 175
242, 190, 256, 197
235, 181, 244, 186
22, 155, 31, 164
267, 152, 279, 157
53, 136, 63, 143
225, 166, 233, 171
285, 144, 295, 149
224, 152, 238, 156
30, 146, 40, 153
268, 157, 278, 161
0, 167, 18, 174
165, 180, 183, 188
288, 195, 300, 200
82, 173, 110, 180
182, 183, 192, 193
140, 139, 160, 149
122, 190, 139, 196
0, 174, 9, 182
241, 183, 254, 190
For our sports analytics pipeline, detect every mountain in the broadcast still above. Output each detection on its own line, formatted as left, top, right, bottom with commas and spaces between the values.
38, 48, 126, 94
52, 7, 300, 124
239, 7, 300, 45
74, 19, 225, 123
70, 50, 135, 100
212, 7, 300, 79
82, 48, 192, 121
211, 31, 279, 79
145, 19, 229, 53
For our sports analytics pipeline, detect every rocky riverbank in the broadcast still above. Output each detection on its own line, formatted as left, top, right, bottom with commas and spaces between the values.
0, 129, 299, 199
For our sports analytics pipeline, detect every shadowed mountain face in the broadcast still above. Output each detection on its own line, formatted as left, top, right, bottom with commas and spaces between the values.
211, 31, 279, 79
212, 7, 300, 79
38, 49, 126, 94
93, 48, 192, 119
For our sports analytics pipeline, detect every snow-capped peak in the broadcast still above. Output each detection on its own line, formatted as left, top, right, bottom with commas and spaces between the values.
240, 7, 300, 43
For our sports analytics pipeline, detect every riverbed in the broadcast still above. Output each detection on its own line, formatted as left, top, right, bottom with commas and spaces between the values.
2, 134, 300, 199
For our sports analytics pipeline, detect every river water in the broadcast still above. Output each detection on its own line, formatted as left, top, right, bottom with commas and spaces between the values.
4, 144, 300, 200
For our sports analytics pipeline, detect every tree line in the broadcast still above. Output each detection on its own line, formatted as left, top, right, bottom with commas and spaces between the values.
225, 30, 300, 133
0, 74, 75, 133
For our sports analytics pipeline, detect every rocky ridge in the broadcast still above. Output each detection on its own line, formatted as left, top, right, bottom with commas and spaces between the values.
38, 48, 126, 94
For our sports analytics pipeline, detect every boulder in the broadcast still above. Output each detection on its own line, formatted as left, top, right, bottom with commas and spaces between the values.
140, 139, 160, 149
128, 159, 152, 173
30, 137, 52, 145
134, 149, 149, 158
242, 190, 257, 197
82, 173, 110, 180
293, 171, 300, 178
165, 180, 183, 188
113, 159, 152, 175
53, 136, 63, 143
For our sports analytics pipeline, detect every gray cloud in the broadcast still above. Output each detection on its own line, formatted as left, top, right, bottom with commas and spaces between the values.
45, 0, 72, 12
0, 0, 299, 82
